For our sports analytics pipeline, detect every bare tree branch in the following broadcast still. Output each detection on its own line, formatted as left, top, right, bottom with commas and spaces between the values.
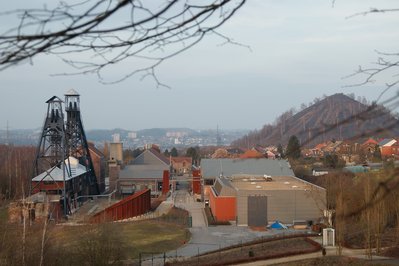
346, 7, 399, 19
0, 0, 246, 83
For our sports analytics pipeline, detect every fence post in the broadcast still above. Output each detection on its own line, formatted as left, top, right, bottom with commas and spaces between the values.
164, 252, 166, 265
139, 253, 141, 266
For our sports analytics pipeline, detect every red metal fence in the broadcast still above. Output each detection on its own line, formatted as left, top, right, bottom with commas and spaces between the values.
90, 189, 151, 223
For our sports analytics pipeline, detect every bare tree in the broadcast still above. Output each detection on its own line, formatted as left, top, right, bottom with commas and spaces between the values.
340, 4, 399, 102
362, 177, 373, 259
0, 0, 245, 84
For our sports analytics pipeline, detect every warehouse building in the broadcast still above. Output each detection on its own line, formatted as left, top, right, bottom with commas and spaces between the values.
203, 158, 325, 227
116, 147, 170, 195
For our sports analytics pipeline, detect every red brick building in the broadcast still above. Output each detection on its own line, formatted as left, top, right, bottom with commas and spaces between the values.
171, 157, 192, 175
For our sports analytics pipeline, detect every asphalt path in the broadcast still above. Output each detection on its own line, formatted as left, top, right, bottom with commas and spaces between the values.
173, 190, 207, 227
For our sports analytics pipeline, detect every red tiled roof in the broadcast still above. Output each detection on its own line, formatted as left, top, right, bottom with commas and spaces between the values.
362, 138, 378, 146
240, 149, 264, 159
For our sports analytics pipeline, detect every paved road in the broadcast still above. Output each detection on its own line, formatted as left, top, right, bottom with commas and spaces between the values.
138, 190, 277, 265
167, 226, 274, 258
174, 190, 207, 227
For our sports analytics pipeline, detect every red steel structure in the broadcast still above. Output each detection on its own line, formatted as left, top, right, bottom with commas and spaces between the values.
192, 169, 201, 194
162, 170, 170, 195
90, 189, 151, 223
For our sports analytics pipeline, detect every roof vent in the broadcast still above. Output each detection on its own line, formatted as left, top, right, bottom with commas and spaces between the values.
251, 182, 256, 185
256, 185, 261, 189
264, 175, 273, 181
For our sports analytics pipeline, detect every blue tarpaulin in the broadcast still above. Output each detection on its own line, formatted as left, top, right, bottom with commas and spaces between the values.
269, 221, 287, 229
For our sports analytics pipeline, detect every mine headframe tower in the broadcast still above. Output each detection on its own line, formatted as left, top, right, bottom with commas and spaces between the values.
32, 96, 71, 215
64, 89, 99, 195
33, 96, 66, 176
32, 90, 99, 216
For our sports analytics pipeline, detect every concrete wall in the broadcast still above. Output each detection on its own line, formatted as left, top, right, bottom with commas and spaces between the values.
267, 189, 324, 224
237, 188, 325, 225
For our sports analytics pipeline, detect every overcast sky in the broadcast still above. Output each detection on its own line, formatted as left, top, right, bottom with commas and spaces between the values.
1, 0, 399, 131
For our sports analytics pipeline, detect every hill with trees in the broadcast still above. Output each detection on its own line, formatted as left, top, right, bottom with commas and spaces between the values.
232, 93, 399, 148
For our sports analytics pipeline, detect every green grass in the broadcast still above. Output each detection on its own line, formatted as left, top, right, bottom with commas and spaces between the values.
51, 220, 190, 260
119, 221, 190, 258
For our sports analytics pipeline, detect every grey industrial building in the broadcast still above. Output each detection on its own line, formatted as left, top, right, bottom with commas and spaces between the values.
116, 147, 170, 195
203, 158, 326, 227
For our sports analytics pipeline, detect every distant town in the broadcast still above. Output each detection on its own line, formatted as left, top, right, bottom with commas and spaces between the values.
0, 127, 249, 149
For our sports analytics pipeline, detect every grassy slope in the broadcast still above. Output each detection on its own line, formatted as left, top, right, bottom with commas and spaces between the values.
51, 220, 190, 259
1, 205, 190, 263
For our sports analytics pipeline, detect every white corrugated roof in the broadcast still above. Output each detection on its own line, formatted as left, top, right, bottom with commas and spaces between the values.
32, 156, 87, 182
65, 89, 79, 96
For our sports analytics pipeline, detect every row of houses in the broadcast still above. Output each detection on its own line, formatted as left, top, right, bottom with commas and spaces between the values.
210, 145, 278, 159
305, 137, 399, 159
